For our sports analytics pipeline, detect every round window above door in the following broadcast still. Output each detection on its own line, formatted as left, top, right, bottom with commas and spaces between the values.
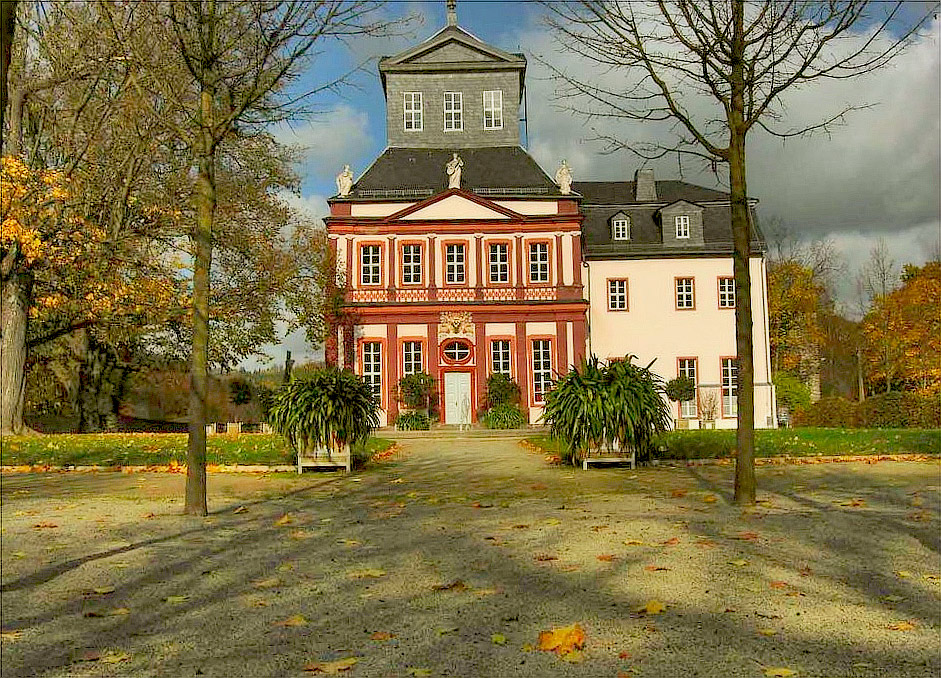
442, 340, 471, 364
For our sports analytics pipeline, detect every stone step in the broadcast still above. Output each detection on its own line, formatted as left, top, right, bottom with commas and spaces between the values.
378, 426, 539, 440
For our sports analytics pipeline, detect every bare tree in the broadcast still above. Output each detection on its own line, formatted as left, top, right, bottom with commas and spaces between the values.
542, 0, 934, 503
128, 1, 402, 515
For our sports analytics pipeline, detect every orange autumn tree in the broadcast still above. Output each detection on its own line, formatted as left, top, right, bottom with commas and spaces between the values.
862, 261, 941, 394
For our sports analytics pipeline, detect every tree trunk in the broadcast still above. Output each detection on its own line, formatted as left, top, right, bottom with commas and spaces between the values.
1, 270, 32, 434
730, 0, 755, 505
0, 0, 17, 150
185, 88, 215, 517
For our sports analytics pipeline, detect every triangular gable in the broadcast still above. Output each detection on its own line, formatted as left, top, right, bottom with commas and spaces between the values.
659, 199, 704, 213
389, 190, 522, 221
382, 26, 523, 67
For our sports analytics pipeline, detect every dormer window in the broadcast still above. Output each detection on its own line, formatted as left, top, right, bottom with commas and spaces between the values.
404, 92, 423, 131
675, 215, 690, 239
612, 215, 631, 241
444, 91, 463, 131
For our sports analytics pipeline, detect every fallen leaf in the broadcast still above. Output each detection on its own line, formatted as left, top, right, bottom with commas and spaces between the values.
100, 651, 131, 664
435, 627, 458, 636
0, 631, 23, 641
644, 565, 670, 572
839, 498, 865, 507
274, 514, 293, 526
534, 554, 558, 562
596, 554, 617, 562
895, 570, 912, 578
164, 595, 189, 603
537, 623, 586, 655
769, 581, 790, 589
405, 668, 432, 677
32, 522, 58, 529
591, 524, 609, 532
887, 621, 916, 631
763, 668, 797, 677
560, 649, 585, 663
347, 568, 385, 579
636, 600, 665, 615
530, 483, 547, 490
670, 489, 688, 498
470, 501, 493, 509
11, 551, 27, 559
734, 531, 760, 541
660, 537, 680, 546
881, 595, 904, 603
339, 539, 361, 547
618, 651, 632, 659
91, 587, 115, 595
545, 518, 562, 525
290, 530, 313, 540
923, 573, 940, 582
798, 565, 813, 577
623, 539, 646, 546
252, 578, 280, 588
233, 505, 248, 514
694, 539, 717, 548
275, 615, 308, 627
277, 562, 295, 572
491, 633, 507, 645
431, 579, 467, 592
77, 650, 101, 662
728, 559, 749, 567
757, 628, 777, 637
370, 631, 395, 641
84, 607, 130, 617
702, 494, 718, 503
559, 564, 580, 572
303, 657, 359, 673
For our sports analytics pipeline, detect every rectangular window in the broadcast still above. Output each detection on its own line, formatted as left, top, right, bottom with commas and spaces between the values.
722, 358, 738, 417
402, 341, 422, 376
678, 358, 697, 418
403, 92, 422, 131
607, 279, 628, 311
718, 276, 736, 308
360, 245, 381, 286
675, 215, 690, 239
489, 243, 509, 283
529, 242, 550, 283
491, 340, 512, 376
444, 91, 463, 131
676, 277, 695, 309
612, 218, 630, 241
445, 243, 465, 284
401, 244, 422, 285
363, 342, 382, 400
483, 90, 503, 130
532, 339, 552, 404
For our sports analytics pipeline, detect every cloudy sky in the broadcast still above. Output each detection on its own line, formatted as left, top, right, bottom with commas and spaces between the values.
257, 1, 940, 368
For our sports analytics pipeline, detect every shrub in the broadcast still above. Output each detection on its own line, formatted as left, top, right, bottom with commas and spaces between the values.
395, 410, 430, 431
793, 396, 857, 428
267, 367, 379, 454
664, 376, 695, 403
858, 392, 941, 428
481, 403, 527, 429
772, 371, 811, 413
396, 372, 436, 411
485, 373, 521, 408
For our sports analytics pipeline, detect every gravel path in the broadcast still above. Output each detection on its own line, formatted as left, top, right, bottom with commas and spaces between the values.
1, 437, 939, 678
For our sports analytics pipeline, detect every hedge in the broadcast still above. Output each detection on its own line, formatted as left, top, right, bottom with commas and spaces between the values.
794, 392, 941, 428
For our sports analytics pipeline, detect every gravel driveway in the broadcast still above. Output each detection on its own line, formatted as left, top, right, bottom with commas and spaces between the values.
1, 436, 939, 677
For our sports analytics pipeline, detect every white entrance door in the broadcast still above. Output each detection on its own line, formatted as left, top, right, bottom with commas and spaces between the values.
443, 372, 472, 426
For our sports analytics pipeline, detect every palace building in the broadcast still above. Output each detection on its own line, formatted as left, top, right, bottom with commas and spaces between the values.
324, 10, 776, 430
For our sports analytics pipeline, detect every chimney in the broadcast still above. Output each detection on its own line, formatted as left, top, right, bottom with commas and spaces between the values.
634, 168, 657, 202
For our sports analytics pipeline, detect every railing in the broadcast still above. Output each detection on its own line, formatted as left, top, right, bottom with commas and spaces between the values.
473, 187, 551, 196
357, 188, 434, 198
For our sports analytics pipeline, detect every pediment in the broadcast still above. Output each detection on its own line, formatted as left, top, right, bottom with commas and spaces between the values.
382, 26, 523, 67
660, 199, 703, 214
391, 191, 519, 221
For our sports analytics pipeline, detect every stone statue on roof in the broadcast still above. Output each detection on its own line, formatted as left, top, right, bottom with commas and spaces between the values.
336, 164, 354, 197
446, 153, 464, 189
555, 159, 573, 195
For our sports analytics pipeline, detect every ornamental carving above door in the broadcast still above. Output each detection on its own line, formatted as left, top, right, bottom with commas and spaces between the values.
439, 311, 474, 338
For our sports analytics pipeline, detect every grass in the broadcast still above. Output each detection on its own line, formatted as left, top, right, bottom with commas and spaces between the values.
0, 433, 394, 467
526, 428, 941, 461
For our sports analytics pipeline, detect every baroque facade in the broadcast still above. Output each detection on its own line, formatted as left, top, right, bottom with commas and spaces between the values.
324, 16, 776, 430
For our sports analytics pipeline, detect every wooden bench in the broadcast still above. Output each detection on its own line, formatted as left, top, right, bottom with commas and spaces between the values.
582, 442, 636, 470
297, 445, 351, 473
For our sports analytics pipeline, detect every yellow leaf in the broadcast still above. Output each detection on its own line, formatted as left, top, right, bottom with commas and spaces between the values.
895, 570, 912, 578
405, 668, 432, 677
623, 539, 645, 546
92, 587, 115, 595
164, 595, 189, 604
0, 631, 23, 641
370, 631, 395, 641
491, 633, 507, 645
560, 649, 585, 663
348, 568, 385, 579
887, 621, 916, 631
728, 559, 749, 567
275, 615, 308, 627
11, 552, 26, 559
290, 530, 313, 540
537, 623, 586, 655
277, 562, 295, 572
763, 669, 797, 677
304, 657, 359, 673
702, 494, 718, 503
636, 600, 665, 615
252, 578, 280, 589
757, 628, 777, 636
274, 514, 293, 526
100, 651, 131, 664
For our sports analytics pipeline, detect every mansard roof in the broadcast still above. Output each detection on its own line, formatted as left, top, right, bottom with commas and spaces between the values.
575, 180, 765, 257
335, 147, 564, 201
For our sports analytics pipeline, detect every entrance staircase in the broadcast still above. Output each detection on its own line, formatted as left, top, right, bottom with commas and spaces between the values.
379, 425, 538, 441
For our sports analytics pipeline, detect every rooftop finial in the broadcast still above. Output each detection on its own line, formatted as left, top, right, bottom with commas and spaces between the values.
446, 0, 457, 26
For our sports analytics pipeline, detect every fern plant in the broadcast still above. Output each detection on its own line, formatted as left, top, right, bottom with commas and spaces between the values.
267, 367, 379, 456
481, 403, 526, 429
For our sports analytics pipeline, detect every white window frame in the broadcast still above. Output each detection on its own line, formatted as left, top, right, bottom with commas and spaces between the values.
483, 90, 503, 130
718, 276, 736, 308
678, 358, 698, 418
532, 339, 553, 404
675, 215, 691, 239
363, 342, 382, 400
607, 279, 628, 311
491, 340, 512, 376
401, 244, 422, 285
402, 341, 422, 376
445, 243, 465, 284
489, 243, 509, 283
360, 245, 381, 286
443, 341, 470, 362
444, 91, 463, 131
722, 358, 738, 417
676, 277, 695, 309
529, 242, 550, 283
403, 92, 423, 131
612, 218, 631, 241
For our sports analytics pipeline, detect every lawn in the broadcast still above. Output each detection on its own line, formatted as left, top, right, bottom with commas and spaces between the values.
0, 433, 394, 467
527, 427, 941, 461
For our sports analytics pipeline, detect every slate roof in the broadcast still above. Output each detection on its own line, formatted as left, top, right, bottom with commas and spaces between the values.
575, 180, 765, 257
338, 147, 564, 201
